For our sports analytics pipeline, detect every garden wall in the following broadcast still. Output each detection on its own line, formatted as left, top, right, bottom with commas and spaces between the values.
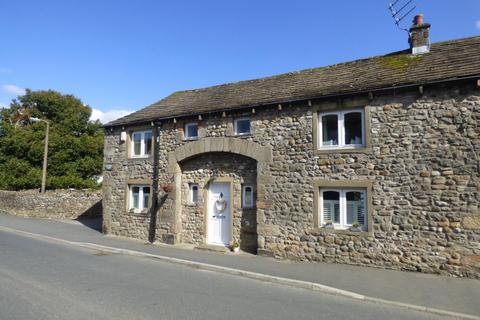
0, 189, 102, 220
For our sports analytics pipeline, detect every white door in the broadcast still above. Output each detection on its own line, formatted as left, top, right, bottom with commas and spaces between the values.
207, 182, 231, 246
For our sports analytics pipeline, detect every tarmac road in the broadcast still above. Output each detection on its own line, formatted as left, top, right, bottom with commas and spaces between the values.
0, 230, 453, 320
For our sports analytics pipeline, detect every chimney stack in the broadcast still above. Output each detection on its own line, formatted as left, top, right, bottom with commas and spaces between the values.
409, 14, 430, 55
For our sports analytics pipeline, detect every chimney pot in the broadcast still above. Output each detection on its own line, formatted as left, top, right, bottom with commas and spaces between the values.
413, 14, 424, 26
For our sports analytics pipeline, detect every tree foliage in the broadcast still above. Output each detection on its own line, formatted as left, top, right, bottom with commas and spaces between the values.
0, 90, 104, 190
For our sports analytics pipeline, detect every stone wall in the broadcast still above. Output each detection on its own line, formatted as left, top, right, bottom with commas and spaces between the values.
102, 124, 174, 241
102, 82, 480, 278
0, 189, 102, 220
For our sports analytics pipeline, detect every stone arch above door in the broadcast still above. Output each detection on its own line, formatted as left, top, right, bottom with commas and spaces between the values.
168, 137, 273, 173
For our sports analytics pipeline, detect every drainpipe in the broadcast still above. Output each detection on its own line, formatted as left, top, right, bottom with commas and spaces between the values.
148, 122, 161, 243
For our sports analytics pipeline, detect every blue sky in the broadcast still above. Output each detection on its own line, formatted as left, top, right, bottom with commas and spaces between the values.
1, 0, 479, 123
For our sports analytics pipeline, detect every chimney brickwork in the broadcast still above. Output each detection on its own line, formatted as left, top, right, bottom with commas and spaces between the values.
409, 14, 431, 54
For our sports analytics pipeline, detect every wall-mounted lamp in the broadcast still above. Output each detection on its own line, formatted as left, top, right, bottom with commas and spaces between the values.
120, 131, 127, 142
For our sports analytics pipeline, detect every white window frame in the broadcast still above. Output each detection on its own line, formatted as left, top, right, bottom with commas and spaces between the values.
129, 185, 151, 213
185, 122, 198, 140
319, 188, 367, 230
189, 184, 199, 205
234, 117, 251, 136
131, 130, 152, 158
318, 109, 365, 149
242, 185, 254, 208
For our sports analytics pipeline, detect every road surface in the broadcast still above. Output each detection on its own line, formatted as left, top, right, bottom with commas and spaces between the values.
0, 230, 452, 320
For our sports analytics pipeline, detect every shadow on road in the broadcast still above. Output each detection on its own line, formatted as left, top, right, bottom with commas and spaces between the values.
75, 200, 103, 232
75, 217, 103, 232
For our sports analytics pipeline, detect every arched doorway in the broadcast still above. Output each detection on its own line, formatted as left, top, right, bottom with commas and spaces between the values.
167, 137, 273, 254
179, 152, 257, 253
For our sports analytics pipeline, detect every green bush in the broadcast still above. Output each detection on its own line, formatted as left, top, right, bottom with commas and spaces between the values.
48, 175, 98, 189
0, 90, 104, 190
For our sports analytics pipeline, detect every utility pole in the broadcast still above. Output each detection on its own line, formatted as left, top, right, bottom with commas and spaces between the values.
31, 117, 49, 193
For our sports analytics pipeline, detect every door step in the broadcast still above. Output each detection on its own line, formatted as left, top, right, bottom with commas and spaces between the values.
195, 244, 230, 253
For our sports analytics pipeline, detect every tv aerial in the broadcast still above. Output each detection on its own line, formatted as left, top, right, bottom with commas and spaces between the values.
388, 0, 417, 32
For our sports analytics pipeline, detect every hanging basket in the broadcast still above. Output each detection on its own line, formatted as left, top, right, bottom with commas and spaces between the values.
161, 183, 175, 193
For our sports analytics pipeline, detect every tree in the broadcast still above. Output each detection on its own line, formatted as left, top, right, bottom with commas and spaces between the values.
0, 90, 104, 190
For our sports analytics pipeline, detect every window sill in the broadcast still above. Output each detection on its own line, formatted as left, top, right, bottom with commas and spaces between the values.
232, 133, 253, 139
314, 147, 372, 155
184, 137, 199, 141
127, 209, 149, 216
313, 226, 372, 237
127, 155, 153, 161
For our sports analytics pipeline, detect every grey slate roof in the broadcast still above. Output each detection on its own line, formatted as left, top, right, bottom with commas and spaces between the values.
106, 36, 480, 127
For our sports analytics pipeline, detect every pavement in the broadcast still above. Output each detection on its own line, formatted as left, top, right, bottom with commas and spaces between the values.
0, 213, 479, 319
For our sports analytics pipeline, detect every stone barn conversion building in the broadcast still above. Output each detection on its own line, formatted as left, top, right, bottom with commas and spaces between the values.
103, 20, 480, 278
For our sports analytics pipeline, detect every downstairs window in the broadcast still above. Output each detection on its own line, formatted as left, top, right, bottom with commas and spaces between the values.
320, 188, 367, 230
129, 185, 151, 213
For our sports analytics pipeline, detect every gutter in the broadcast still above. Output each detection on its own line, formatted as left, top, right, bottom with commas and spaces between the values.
103, 74, 480, 128
148, 122, 161, 243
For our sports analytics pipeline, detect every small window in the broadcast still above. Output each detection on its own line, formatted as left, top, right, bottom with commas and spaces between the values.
129, 185, 151, 212
320, 188, 367, 230
234, 118, 251, 136
319, 110, 364, 149
242, 185, 254, 208
189, 184, 199, 205
131, 130, 152, 157
185, 123, 198, 140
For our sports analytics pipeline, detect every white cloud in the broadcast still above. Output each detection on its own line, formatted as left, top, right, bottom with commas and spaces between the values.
90, 108, 134, 124
476, 20, 480, 30
2, 84, 26, 96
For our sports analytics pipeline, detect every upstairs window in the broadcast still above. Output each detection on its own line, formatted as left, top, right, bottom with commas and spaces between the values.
319, 110, 364, 149
185, 122, 198, 140
320, 188, 367, 230
130, 185, 151, 212
242, 185, 254, 208
234, 118, 251, 136
131, 130, 152, 157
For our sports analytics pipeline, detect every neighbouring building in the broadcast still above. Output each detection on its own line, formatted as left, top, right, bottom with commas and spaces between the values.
103, 17, 480, 278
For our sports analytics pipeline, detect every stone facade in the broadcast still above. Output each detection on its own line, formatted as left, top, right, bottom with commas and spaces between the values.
0, 189, 102, 220
103, 83, 480, 278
